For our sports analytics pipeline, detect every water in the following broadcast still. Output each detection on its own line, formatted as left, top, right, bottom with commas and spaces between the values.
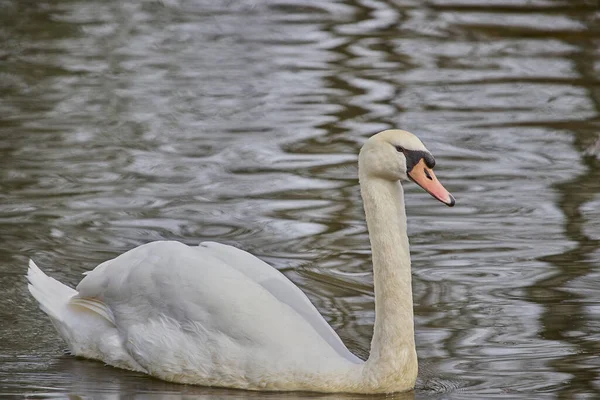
1, 0, 599, 398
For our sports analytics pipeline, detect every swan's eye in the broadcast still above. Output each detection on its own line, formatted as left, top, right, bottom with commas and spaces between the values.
395, 146, 405, 153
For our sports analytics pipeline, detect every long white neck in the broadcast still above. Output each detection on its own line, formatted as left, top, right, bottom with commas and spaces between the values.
358, 169, 418, 390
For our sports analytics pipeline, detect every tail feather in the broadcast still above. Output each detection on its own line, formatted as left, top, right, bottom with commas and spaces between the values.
26, 259, 147, 372
27, 259, 77, 321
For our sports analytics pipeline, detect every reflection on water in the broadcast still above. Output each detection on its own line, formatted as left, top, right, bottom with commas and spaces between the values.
1, 0, 599, 398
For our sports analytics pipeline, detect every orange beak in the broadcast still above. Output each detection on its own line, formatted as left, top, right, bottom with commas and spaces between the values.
408, 159, 455, 207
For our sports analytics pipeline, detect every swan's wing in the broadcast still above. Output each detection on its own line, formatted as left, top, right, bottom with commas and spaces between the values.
196, 242, 361, 363
76, 241, 361, 364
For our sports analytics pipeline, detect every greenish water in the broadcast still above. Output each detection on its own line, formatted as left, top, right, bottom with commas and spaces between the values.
1, 0, 600, 398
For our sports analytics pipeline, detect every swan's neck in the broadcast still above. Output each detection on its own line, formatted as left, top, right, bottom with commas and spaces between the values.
359, 173, 418, 389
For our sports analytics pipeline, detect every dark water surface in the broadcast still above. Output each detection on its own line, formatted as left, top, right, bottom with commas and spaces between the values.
1, 0, 600, 398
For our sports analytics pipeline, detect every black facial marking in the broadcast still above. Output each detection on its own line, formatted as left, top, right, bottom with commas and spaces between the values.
404, 150, 436, 172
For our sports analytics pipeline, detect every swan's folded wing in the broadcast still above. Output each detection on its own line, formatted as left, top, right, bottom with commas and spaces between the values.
197, 241, 362, 364
75, 240, 362, 365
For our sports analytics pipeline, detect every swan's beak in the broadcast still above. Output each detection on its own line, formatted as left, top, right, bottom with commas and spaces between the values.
408, 159, 455, 207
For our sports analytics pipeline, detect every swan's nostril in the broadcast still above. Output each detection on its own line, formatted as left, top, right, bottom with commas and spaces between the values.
424, 169, 433, 180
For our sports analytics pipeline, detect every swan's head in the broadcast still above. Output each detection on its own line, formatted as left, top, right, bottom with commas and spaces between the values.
359, 129, 455, 207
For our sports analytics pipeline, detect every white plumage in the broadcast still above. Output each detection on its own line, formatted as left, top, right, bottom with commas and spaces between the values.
27, 130, 455, 393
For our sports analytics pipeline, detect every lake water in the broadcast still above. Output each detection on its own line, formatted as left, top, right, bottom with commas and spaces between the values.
1, 0, 600, 398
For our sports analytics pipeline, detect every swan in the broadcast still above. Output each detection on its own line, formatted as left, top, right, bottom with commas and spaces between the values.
27, 129, 455, 394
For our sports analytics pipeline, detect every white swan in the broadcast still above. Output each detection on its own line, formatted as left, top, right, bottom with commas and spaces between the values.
27, 129, 455, 394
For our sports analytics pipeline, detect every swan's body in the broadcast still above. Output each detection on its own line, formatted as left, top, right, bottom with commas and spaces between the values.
27, 130, 454, 394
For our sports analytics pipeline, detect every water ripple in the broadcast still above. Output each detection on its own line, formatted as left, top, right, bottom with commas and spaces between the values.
1, 0, 599, 398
